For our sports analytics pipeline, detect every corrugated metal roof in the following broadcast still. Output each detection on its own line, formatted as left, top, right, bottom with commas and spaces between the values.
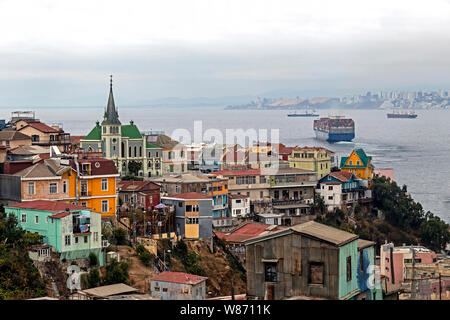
163, 192, 211, 200
82, 283, 138, 297
358, 239, 375, 249
7, 200, 88, 212
290, 221, 358, 246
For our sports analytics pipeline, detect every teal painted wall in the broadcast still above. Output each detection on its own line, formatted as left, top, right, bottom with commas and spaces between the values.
338, 240, 359, 299
5, 207, 104, 266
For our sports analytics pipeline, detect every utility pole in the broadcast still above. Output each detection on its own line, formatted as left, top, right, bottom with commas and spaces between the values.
411, 246, 416, 300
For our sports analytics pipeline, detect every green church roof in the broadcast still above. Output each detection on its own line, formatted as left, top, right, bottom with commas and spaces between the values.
84, 123, 102, 141
121, 123, 142, 139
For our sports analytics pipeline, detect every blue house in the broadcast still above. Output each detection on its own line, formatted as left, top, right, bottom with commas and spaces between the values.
316, 171, 371, 211
356, 239, 383, 300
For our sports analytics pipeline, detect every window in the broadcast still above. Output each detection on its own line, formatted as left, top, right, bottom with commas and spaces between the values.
181, 164, 184, 172
21, 214, 27, 223
328, 186, 333, 191
101, 200, 109, 213
65, 235, 71, 246
170, 165, 174, 173
63, 180, 68, 193
101, 178, 108, 191
84, 236, 88, 243
236, 199, 241, 204
309, 262, 324, 285
139, 146, 142, 157
28, 182, 35, 195
260, 191, 264, 199
328, 196, 333, 200
81, 202, 87, 207
346, 256, 352, 281
94, 232, 98, 242
35, 215, 39, 224
154, 286, 160, 291
264, 262, 277, 282
75, 237, 79, 244
162, 288, 168, 292
49, 182, 58, 194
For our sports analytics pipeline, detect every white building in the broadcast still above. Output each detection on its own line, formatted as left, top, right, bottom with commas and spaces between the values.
228, 194, 250, 218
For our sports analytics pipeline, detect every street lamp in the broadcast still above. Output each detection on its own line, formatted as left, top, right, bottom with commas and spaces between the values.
164, 249, 171, 269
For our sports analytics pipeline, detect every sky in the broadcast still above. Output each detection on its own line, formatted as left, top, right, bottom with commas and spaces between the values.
0, 0, 450, 106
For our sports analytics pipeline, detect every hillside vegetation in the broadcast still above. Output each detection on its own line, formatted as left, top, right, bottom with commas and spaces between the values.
0, 209, 46, 300
315, 176, 450, 252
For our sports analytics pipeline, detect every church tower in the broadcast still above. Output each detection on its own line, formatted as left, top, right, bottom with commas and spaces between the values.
101, 75, 121, 159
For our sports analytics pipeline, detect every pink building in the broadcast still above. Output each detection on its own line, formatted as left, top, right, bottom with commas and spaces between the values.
380, 243, 437, 285
373, 168, 394, 181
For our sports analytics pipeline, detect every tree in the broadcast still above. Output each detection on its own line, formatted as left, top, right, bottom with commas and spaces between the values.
87, 268, 101, 288
89, 252, 98, 267
112, 228, 127, 245
128, 161, 142, 176
103, 260, 130, 285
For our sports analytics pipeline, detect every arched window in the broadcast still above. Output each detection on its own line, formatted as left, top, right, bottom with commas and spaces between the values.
129, 146, 132, 157
134, 146, 137, 157
139, 146, 142, 157
121, 142, 125, 158
87, 146, 93, 152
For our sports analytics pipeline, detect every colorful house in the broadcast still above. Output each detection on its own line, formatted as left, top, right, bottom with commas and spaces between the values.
356, 239, 383, 300
340, 148, 374, 179
288, 147, 334, 179
15, 120, 71, 152
150, 271, 208, 300
316, 171, 371, 211
146, 133, 187, 175
117, 180, 161, 212
244, 221, 361, 300
12, 156, 119, 218
161, 192, 212, 240
5, 200, 104, 266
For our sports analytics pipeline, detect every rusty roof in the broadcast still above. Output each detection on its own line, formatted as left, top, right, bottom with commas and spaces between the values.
150, 271, 207, 285
7, 200, 88, 212
290, 221, 358, 246
216, 222, 286, 243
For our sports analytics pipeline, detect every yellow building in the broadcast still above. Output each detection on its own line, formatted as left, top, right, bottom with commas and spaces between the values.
14, 156, 119, 218
288, 147, 333, 179
340, 148, 374, 179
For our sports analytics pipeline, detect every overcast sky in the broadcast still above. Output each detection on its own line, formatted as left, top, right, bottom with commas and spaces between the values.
0, 0, 449, 106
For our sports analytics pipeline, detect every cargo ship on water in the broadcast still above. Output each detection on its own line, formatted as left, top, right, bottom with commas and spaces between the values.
313, 116, 355, 142
386, 110, 417, 118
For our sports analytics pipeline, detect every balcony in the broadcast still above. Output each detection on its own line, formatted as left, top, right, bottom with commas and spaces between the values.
270, 180, 317, 188
31, 135, 71, 146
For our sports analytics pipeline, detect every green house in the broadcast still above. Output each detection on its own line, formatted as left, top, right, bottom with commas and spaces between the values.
5, 200, 104, 266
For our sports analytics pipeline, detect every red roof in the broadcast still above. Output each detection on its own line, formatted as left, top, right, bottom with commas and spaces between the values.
70, 136, 86, 144
164, 192, 211, 200
21, 121, 60, 133
8, 200, 88, 212
150, 271, 207, 285
215, 169, 261, 176
329, 171, 353, 182
49, 212, 72, 219
118, 180, 160, 192
216, 223, 285, 243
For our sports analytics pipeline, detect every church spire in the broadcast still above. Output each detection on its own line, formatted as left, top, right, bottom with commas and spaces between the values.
102, 75, 121, 125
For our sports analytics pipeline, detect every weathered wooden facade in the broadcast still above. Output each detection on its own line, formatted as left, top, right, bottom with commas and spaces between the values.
245, 221, 360, 300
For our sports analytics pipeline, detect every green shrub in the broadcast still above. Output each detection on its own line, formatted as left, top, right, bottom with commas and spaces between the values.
89, 253, 98, 267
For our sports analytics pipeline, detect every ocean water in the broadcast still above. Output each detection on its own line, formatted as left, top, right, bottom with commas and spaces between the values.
1, 106, 449, 223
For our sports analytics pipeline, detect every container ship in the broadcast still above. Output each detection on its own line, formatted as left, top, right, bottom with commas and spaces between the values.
287, 109, 319, 117
313, 116, 355, 142
386, 110, 417, 118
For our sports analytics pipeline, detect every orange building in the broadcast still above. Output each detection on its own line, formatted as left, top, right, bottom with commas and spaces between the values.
13, 156, 119, 218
